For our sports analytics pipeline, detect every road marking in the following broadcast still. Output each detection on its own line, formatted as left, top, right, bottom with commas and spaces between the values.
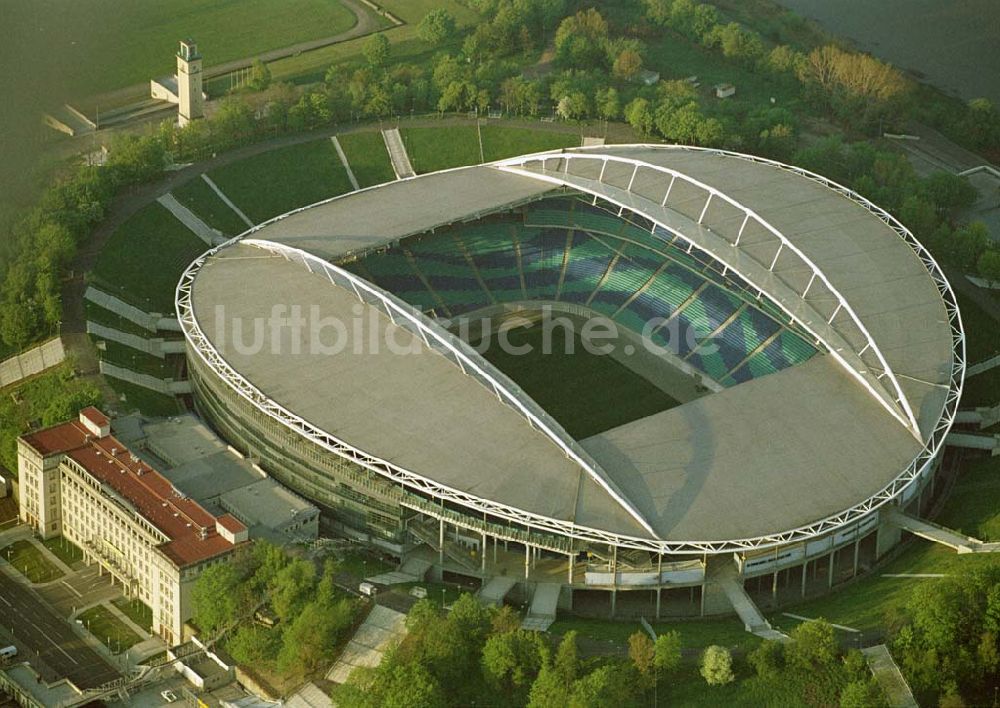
781, 613, 860, 633
35, 624, 79, 664
61, 580, 83, 598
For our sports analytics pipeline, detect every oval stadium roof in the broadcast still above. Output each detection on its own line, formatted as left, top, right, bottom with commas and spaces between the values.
179, 146, 962, 553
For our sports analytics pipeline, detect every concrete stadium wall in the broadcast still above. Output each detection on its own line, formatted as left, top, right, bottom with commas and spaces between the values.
0, 338, 66, 389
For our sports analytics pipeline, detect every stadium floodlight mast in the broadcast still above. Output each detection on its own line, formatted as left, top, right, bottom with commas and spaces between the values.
176, 147, 964, 556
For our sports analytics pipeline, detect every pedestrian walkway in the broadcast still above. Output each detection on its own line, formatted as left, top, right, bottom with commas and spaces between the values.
331, 136, 360, 191
156, 193, 225, 246
86, 322, 185, 359
200, 174, 255, 228
862, 644, 919, 708
98, 361, 190, 395
84, 286, 181, 329
885, 507, 1000, 553
521, 582, 560, 631
946, 430, 1000, 455
326, 605, 407, 684
382, 128, 415, 179
967, 353, 1000, 377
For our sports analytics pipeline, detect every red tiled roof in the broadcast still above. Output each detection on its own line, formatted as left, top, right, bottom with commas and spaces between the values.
21, 414, 244, 568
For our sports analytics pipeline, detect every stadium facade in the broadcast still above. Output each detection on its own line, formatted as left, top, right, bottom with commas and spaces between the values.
177, 145, 963, 617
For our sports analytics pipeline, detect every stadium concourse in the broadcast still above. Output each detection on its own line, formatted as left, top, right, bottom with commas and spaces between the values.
176, 145, 963, 626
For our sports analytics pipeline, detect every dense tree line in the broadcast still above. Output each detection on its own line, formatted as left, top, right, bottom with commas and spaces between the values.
192, 541, 361, 676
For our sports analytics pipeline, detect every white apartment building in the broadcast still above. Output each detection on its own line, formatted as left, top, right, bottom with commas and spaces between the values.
18, 408, 248, 644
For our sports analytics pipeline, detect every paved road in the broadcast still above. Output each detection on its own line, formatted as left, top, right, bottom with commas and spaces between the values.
38, 564, 119, 617
0, 565, 119, 689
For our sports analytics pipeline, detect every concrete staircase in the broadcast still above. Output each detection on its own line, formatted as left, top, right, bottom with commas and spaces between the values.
862, 645, 919, 708
945, 430, 1000, 455
707, 558, 789, 641
478, 576, 518, 606
408, 519, 479, 572
365, 557, 432, 586
521, 583, 560, 632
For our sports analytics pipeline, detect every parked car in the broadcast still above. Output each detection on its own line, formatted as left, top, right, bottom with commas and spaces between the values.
359, 581, 378, 596
160, 689, 178, 703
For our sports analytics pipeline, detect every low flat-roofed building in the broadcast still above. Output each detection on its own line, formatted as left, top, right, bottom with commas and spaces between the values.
125, 414, 319, 543
17, 408, 249, 644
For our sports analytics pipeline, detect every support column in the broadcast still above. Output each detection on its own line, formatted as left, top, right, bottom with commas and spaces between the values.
827, 549, 835, 588
481, 532, 487, 573
610, 588, 617, 618
493, 536, 498, 564
801, 560, 808, 598
567, 553, 574, 584
438, 518, 444, 565
771, 570, 778, 604
655, 553, 663, 620
524, 543, 530, 579
853, 539, 860, 577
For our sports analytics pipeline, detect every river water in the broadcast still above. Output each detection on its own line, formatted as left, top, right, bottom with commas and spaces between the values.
774, 0, 1000, 105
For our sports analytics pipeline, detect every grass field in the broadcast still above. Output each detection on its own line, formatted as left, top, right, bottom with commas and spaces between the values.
206, 138, 355, 223
935, 455, 1000, 540
96, 339, 177, 379
79, 604, 144, 652
336, 132, 396, 187
401, 126, 482, 173
172, 177, 250, 236
479, 325, 678, 439
112, 597, 153, 633
90, 201, 208, 314
19, 0, 361, 99
2, 540, 64, 583
956, 291, 1000, 408
480, 126, 580, 162
41, 536, 84, 568
84, 301, 156, 338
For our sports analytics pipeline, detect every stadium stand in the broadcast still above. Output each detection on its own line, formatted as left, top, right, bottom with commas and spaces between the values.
344, 197, 818, 385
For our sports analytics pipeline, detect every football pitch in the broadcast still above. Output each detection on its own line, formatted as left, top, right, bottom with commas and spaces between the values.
478, 324, 678, 439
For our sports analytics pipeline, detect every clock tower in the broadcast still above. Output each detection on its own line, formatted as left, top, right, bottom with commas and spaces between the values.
177, 39, 203, 127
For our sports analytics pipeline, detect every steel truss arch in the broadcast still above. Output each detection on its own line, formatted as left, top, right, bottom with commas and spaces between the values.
496, 150, 924, 437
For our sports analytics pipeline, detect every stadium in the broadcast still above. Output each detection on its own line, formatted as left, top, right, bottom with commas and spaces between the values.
176, 144, 964, 620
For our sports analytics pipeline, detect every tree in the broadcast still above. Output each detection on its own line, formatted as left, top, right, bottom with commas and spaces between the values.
418, 8, 457, 44
628, 631, 655, 682
787, 619, 839, 670
278, 598, 355, 672
612, 49, 643, 82
596, 87, 620, 121
337, 651, 447, 708
653, 630, 682, 676
839, 679, 887, 708
270, 558, 316, 622
191, 563, 240, 634
748, 639, 784, 678
700, 645, 734, 685
228, 624, 280, 665
364, 33, 390, 69
554, 9, 608, 67
952, 222, 990, 271
703, 22, 765, 67
625, 97, 655, 136
248, 58, 272, 91
569, 663, 638, 707
481, 629, 546, 703
554, 631, 580, 685
978, 249, 1000, 286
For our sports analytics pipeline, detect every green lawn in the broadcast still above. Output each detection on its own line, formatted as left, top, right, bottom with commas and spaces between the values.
172, 177, 250, 236
337, 548, 395, 579
78, 604, 144, 652
480, 126, 580, 162
479, 326, 679, 439
207, 138, 355, 223
2, 540, 64, 583
105, 378, 182, 418
551, 615, 759, 655
401, 126, 481, 173
15, 0, 360, 99
956, 291, 1000, 407
41, 536, 84, 568
336, 131, 396, 187
90, 201, 208, 314
112, 597, 153, 633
